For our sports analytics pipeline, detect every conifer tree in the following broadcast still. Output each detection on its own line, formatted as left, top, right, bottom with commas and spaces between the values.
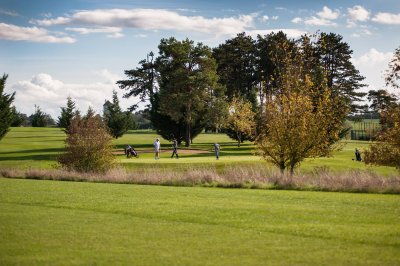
57, 96, 77, 131
104, 91, 132, 139
0, 73, 15, 140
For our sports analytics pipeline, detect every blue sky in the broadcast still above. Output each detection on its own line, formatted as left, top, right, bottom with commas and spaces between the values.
1, 0, 399, 117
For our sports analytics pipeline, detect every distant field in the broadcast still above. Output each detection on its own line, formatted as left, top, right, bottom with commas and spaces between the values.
1, 178, 399, 265
0, 127, 398, 175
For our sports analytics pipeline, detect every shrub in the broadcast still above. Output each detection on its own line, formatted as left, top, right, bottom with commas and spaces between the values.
58, 114, 115, 173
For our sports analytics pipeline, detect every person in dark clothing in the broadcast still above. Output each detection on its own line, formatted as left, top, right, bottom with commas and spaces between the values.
171, 139, 179, 159
213, 143, 220, 160
355, 148, 362, 161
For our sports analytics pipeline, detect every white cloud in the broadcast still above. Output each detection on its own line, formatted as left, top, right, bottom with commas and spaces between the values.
351, 49, 393, 92
11, 71, 134, 118
33, 16, 71, 26
372, 12, 400, 25
291, 6, 338, 27
271, 16, 279, 20
134, 34, 148, 38
0, 22, 76, 43
291, 17, 302, 24
317, 6, 339, 20
247, 29, 306, 39
33, 8, 255, 36
347, 5, 370, 21
66, 26, 124, 38
304, 16, 337, 26
65, 26, 122, 35
0, 9, 18, 16
352, 48, 392, 66
261, 15, 269, 22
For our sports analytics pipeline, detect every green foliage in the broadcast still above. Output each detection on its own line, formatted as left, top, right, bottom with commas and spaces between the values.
157, 37, 221, 147
225, 96, 255, 147
364, 106, 400, 169
10, 106, 27, 127
1, 178, 399, 265
385, 45, 400, 89
315, 32, 366, 113
57, 96, 77, 131
0, 74, 15, 140
117, 51, 158, 111
104, 91, 132, 139
58, 111, 115, 173
30, 105, 47, 127
213, 33, 258, 105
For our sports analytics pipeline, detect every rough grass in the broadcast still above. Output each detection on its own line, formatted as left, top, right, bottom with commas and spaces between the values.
1, 165, 399, 194
1, 178, 399, 265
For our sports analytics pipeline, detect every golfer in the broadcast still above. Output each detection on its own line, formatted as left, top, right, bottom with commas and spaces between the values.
154, 138, 161, 160
171, 139, 179, 159
213, 143, 220, 160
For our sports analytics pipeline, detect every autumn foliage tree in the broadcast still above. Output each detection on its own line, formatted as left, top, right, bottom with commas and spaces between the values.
256, 37, 347, 175
364, 106, 400, 169
226, 97, 255, 147
58, 109, 115, 173
257, 90, 341, 175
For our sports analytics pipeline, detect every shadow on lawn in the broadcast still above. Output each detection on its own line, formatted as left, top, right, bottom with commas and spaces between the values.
0, 148, 62, 161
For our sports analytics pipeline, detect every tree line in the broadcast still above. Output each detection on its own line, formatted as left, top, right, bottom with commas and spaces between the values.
1, 31, 399, 173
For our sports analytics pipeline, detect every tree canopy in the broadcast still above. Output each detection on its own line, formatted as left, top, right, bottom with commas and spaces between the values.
104, 91, 133, 139
0, 74, 15, 141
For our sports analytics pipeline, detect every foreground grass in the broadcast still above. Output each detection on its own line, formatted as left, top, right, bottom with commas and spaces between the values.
0, 178, 399, 265
0, 127, 398, 176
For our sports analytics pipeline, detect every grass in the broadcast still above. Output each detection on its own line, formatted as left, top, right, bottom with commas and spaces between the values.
0, 177, 399, 265
0, 127, 398, 176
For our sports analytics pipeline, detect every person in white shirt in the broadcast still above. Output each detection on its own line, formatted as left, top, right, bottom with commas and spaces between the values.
154, 138, 161, 160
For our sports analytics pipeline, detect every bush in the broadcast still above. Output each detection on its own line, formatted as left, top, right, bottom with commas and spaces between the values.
58, 115, 115, 173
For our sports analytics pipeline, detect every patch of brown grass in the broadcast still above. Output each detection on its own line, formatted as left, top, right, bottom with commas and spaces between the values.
0, 166, 399, 194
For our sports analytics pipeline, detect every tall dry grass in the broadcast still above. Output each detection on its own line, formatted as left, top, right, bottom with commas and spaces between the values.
0, 166, 399, 194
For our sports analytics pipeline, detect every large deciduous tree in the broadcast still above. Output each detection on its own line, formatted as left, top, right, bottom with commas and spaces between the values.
156, 37, 221, 147
256, 39, 346, 174
0, 74, 15, 140
257, 89, 341, 175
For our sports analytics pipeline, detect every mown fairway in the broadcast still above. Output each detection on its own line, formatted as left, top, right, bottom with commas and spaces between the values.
0, 178, 399, 265
0, 127, 397, 175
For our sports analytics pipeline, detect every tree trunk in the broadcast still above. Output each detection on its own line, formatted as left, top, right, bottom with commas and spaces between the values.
185, 122, 191, 147
237, 131, 241, 147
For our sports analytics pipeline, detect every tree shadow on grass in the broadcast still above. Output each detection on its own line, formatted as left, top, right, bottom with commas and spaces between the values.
0, 148, 62, 161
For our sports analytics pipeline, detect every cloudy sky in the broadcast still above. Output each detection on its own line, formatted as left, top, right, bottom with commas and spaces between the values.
1, 0, 399, 118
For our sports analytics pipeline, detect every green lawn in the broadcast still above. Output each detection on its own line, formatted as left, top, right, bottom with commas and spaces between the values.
0, 178, 399, 265
0, 127, 397, 175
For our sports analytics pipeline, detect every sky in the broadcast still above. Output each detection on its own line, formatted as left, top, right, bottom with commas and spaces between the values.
1, 0, 399, 118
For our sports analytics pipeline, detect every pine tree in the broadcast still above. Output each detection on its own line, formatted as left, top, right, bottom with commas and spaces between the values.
157, 37, 221, 147
104, 91, 132, 139
315, 32, 366, 113
30, 105, 47, 127
57, 96, 77, 131
0, 74, 15, 140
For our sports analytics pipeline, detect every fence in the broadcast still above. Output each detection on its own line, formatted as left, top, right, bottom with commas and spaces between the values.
349, 120, 381, 141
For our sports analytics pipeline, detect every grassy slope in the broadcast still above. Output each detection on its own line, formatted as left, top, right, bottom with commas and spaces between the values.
0, 178, 399, 265
0, 127, 397, 175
